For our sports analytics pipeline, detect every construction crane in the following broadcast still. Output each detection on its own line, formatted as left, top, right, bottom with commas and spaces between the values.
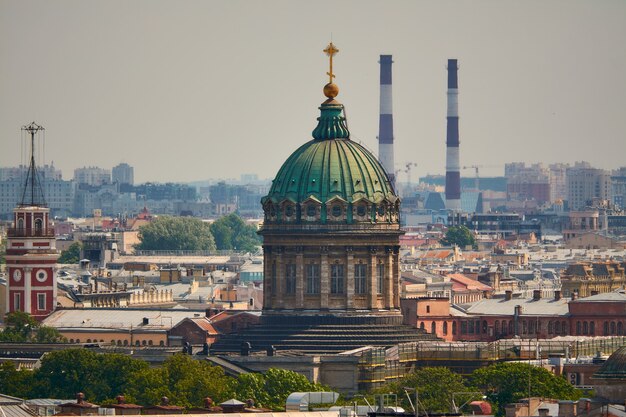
462, 165, 482, 191
405, 162, 417, 185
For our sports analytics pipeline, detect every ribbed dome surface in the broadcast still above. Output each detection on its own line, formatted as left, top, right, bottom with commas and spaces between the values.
263, 101, 396, 206
594, 346, 626, 380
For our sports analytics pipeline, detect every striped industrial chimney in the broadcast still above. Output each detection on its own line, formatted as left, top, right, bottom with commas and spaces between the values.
445, 59, 461, 211
378, 55, 395, 185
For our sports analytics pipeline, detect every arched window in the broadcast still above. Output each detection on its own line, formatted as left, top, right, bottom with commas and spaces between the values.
142, 340, 147, 346
123, 340, 128, 346
34, 218, 43, 235
159, 341, 165, 346
618, 322, 623, 335
482, 321, 488, 334
583, 321, 588, 335
452, 321, 457, 335
604, 321, 609, 335
611, 322, 616, 335
495, 320, 500, 335
431, 322, 436, 334
420, 322, 425, 330
69, 339, 74, 343
17, 218, 24, 231
555, 321, 560, 334
562, 321, 568, 335
443, 322, 448, 335
502, 320, 507, 335
590, 321, 595, 335
548, 321, 553, 334
509, 321, 514, 335
148, 340, 153, 346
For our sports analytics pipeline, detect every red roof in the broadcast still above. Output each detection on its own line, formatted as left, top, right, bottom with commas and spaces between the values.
448, 273, 492, 291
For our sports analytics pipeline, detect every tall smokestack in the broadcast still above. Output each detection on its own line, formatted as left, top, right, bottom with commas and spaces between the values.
378, 55, 395, 186
445, 59, 461, 211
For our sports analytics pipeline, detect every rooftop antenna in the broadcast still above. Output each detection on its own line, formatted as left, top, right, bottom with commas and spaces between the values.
20, 122, 47, 207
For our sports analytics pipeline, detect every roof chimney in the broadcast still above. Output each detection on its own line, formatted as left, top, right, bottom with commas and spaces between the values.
204, 397, 213, 408
572, 291, 579, 301
161, 396, 169, 406
505, 290, 513, 301
533, 290, 541, 301
76, 393, 84, 404
116, 395, 125, 405
554, 290, 562, 301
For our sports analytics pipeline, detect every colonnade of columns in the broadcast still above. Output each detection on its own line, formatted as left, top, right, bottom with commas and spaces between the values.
263, 244, 400, 313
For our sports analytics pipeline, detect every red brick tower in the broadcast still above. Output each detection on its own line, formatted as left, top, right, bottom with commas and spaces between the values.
5, 122, 58, 320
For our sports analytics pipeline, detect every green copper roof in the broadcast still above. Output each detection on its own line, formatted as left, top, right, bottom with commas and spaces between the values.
263, 101, 396, 205
594, 346, 626, 380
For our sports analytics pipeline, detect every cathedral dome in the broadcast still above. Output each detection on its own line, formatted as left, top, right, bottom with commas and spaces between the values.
262, 100, 398, 224
594, 346, 626, 380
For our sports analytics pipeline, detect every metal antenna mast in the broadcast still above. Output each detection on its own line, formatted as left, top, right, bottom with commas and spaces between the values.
20, 122, 47, 207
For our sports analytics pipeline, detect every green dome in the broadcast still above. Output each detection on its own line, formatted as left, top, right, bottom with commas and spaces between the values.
594, 346, 626, 380
262, 100, 398, 225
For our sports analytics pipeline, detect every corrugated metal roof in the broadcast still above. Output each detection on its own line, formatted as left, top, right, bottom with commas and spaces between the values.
42, 308, 209, 330
462, 297, 569, 316
0, 404, 36, 417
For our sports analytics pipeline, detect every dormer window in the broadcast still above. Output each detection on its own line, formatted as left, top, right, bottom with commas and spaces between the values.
356, 205, 367, 217
17, 218, 24, 231
285, 205, 294, 217
331, 205, 342, 217
306, 205, 317, 217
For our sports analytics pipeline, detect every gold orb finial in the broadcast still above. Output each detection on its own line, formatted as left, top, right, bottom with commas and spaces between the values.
324, 82, 339, 98
323, 42, 339, 98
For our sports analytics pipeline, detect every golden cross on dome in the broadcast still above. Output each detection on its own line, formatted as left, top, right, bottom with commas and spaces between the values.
324, 42, 339, 84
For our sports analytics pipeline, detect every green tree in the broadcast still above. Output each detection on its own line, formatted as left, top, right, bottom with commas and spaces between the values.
58, 242, 82, 264
264, 368, 327, 409
136, 216, 216, 251
210, 213, 261, 252
440, 225, 476, 248
377, 367, 471, 414
469, 362, 582, 416
0, 361, 35, 398
32, 349, 150, 402
0, 240, 6, 264
33, 326, 67, 343
127, 354, 234, 408
0, 311, 39, 341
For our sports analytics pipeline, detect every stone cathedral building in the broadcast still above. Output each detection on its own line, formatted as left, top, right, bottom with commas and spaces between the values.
211, 44, 435, 354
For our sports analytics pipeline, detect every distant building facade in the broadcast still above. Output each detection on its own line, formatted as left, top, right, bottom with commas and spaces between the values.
74, 166, 111, 186
112, 163, 134, 186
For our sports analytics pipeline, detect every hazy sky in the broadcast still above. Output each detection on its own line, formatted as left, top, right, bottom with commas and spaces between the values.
1, 1, 625, 184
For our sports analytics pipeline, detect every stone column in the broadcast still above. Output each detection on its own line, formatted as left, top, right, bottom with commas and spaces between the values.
24, 267, 32, 313
275, 247, 284, 309
385, 247, 394, 310
393, 246, 401, 309
320, 246, 329, 309
369, 247, 377, 310
346, 246, 354, 310
263, 248, 272, 309
296, 246, 304, 309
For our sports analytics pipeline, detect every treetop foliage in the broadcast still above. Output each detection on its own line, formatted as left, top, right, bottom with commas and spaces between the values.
136, 216, 216, 251
58, 241, 82, 264
0, 311, 66, 343
210, 213, 261, 252
440, 225, 476, 248
0, 351, 324, 410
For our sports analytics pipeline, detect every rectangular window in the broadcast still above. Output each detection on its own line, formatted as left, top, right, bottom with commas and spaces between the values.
331, 264, 344, 294
14, 293, 22, 311
306, 263, 320, 294
355, 263, 367, 294
285, 263, 296, 294
377, 263, 385, 294
37, 293, 46, 310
